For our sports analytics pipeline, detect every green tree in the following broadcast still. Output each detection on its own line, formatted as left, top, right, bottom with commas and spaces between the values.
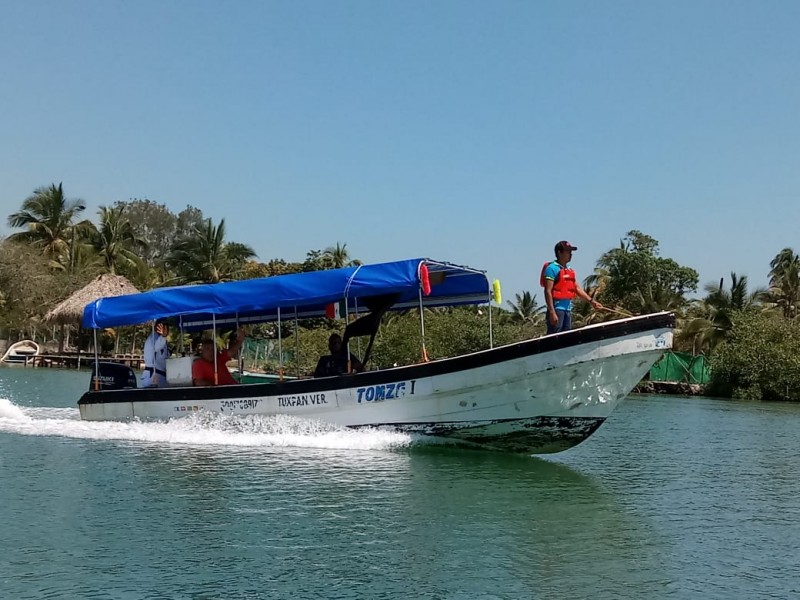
7, 183, 89, 261
322, 242, 360, 269
115, 199, 174, 266
709, 310, 800, 400
591, 230, 698, 314
55, 229, 101, 275
766, 248, 800, 318
175, 205, 205, 236
681, 272, 764, 354
117, 200, 205, 267
302, 249, 327, 272
506, 291, 544, 324
370, 307, 522, 368
123, 260, 167, 292
0, 240, 55, 336
241, 258, 306, 280
0, 239, 97, 340
166, 218, 256, 284
89, 205, 147, 274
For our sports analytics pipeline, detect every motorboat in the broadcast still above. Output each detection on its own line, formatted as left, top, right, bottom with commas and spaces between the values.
1, 340, 41, 365
76, 258, 674, 454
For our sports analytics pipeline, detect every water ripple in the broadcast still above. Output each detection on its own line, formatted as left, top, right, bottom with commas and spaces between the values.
2, 371, 800, 599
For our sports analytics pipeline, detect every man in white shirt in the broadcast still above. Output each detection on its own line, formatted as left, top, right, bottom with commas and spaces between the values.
141, 320, 170, 387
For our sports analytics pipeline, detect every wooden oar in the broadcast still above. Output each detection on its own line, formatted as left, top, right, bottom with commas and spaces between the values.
601, 306, 635, 318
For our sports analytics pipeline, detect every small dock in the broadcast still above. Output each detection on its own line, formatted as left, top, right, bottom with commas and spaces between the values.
21, 354, 144, 370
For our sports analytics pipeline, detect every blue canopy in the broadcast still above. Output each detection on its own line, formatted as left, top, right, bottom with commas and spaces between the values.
82, 258, 491, 329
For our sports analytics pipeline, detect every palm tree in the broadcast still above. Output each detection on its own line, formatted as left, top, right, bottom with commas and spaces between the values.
322, 242, 360, 269
7, 183, 87, 260
588, 239, 633, 294
769, 248, 799, 282
124, 260, 166, 292
766, 248, 800, 318
506, 291, 544, 324
582, 266, 609, 303
54, 234, 102, 275
89, 205, 147, 274
681, 272, 764, 353
703, 272, 764, 312
166, 218, 256, 284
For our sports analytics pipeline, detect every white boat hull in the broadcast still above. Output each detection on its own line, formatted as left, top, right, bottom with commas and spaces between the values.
1, 340, 41, 364
79, 313, 674, 453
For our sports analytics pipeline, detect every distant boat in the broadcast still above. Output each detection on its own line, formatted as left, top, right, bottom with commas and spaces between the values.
1, 340, 41, 364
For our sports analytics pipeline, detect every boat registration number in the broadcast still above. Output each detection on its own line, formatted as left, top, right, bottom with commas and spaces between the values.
220, 399, 261, 411
356, 380, 416, 404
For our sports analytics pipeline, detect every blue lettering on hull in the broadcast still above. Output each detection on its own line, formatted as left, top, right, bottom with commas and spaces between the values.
357, 380, 415, 404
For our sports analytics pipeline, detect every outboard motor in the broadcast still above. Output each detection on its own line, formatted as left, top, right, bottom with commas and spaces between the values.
90, 362, 138, 391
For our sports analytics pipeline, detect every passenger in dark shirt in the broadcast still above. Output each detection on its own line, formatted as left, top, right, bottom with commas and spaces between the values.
314, 333, 363, 377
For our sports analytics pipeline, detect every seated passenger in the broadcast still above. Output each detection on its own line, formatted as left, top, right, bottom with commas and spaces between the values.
314, 333, 364, 377
192, 327, 246, 386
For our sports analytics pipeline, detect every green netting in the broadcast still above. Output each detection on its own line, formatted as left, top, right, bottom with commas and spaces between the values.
649, 351, 711, 384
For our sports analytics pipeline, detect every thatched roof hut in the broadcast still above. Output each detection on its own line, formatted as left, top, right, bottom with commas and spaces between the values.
44, 273, 139, 326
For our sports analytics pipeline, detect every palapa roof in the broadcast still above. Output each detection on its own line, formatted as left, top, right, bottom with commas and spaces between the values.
45, 273, 140, 325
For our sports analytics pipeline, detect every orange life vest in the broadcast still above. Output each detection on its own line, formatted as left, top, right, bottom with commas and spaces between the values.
539, 261, 577, 300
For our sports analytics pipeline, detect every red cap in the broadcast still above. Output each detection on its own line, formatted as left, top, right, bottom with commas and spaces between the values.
555, 241, 578, 254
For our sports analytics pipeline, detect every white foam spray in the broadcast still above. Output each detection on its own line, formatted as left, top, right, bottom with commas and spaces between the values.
0, 397, 28, 421
0, 397, 419, 451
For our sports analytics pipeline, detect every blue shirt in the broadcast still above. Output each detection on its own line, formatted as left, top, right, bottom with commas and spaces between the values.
544, 261, 573, 311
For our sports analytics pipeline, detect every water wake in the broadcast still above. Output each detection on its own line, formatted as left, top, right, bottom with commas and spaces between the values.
0, 397, 416, 451
0, 397, 27, 420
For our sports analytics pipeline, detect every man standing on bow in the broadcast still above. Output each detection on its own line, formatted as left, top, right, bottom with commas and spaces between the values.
141, 319, 170, 387
542, 241, 602, 335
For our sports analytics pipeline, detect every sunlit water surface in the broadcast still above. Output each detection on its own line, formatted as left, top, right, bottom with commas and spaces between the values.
1, 367, 799, 599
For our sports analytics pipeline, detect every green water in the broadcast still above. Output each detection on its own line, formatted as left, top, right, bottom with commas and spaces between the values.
1, 367, 799, 598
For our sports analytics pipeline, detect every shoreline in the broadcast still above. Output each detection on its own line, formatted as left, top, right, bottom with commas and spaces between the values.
633, 381, 706, 396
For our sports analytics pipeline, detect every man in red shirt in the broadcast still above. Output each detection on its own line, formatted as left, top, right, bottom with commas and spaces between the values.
192, 327, 246, 386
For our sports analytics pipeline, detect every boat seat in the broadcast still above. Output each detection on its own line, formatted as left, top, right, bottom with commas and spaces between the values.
166, 356, 194, 386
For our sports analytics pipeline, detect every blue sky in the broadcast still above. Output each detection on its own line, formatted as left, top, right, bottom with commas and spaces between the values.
2, 1, 798, 302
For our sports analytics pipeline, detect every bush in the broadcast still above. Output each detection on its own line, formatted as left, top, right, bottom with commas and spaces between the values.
709, 311, 800, 401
